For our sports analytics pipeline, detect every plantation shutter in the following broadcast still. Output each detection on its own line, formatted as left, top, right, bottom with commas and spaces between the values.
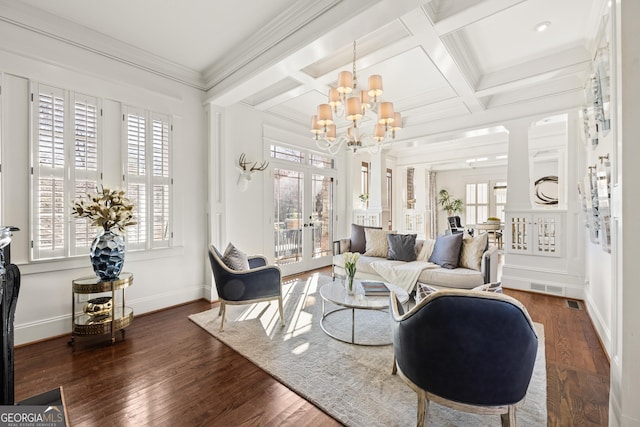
32, 84, 66, 259
70, 93, 101, 256
124, 107, 148, 250
151, 113, 171, 248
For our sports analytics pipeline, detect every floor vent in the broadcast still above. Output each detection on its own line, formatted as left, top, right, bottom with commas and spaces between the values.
566, 299, 582, 310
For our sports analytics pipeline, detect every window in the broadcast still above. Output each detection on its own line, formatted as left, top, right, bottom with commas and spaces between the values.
361, 162, 369, 197
270, 145, 303, 163
494, 182, 507, 222
465, 182, 488, 225
31, 83, 102, 260
123, 107, 172, 250
386, 168, 392, 229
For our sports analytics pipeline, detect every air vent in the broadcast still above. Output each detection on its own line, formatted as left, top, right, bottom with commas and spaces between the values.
530, 283, 546, 292
529, 282, 565, 295
566, 299, 582, 310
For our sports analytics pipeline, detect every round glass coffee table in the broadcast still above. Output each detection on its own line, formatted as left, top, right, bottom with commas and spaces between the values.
319, 279, 409, 346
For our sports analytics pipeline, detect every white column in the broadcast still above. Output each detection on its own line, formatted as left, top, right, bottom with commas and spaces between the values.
368, 151, 383, 210
611, 0, 640, 424
504, 119, 532, 211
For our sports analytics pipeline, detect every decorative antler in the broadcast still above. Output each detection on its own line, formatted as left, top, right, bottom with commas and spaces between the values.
237, 153, 269, 192
238, 153, 251, 170
250, 160, 269, 171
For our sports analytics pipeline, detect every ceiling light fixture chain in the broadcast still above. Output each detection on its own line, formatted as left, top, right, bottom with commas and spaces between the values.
310, 40, 402, 155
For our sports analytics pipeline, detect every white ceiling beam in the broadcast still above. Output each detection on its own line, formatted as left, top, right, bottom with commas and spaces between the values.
206, 0, 425, 106
393, 87, 583, 140
475, 46, 591, 96
401, 7, 485, 113
433, 0, 528, 35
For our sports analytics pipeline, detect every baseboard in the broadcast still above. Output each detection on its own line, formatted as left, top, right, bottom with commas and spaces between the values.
14, 284, 206, 346
583, 292, 612, 358
501, 274, 585, 299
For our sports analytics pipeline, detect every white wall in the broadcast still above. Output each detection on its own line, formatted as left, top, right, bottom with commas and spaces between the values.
219, 102, 349, 259
434, 166, 508, 235
0, 20, 207, 344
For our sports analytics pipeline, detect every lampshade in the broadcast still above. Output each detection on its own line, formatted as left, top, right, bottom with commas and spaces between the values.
359, 90, 371, 111
345, 97, 363, 121
337, 71, 353, 94
378, 102, 395, 125
310, 115, 322, 135
328, 88, 342, 110
368, 75, 383, 99
391, 112, 402, 131
317, 104, 333, 126
374, 123, 386, 142
325, 124, 337, 141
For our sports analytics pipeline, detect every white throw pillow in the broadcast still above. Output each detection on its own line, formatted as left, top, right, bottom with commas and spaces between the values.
417, 239, 436, 261
221, 242, 250, 271
364, 229, 396, 258
459, 232, 488, 271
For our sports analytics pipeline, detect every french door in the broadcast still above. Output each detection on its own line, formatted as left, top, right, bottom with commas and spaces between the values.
272, 164, 335, 276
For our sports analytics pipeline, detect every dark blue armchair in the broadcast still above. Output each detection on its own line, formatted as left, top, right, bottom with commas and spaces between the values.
390, 289, 538, 426
208, 245, 285, 331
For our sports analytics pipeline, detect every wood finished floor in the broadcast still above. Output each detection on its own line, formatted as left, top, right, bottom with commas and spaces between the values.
15, 269, 609, 426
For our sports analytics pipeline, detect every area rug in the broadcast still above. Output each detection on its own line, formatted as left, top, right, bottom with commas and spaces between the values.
189, 274, 547, 426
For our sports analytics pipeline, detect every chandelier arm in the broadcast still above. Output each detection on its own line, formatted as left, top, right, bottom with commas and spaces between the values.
352, 41, 357, 90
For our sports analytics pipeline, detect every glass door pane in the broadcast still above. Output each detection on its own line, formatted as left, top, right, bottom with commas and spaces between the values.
273, 168, 303, 265
310, 174, 333, 260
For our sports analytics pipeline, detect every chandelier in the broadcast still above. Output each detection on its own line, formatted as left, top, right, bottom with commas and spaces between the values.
310, 41, 402, 154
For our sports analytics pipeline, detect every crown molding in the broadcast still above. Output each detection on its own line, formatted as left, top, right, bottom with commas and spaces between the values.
203, 0, 343, 91
0, 0, 206, 90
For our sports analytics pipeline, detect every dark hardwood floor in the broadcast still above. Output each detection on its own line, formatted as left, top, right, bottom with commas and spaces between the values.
14, 269, 609, 426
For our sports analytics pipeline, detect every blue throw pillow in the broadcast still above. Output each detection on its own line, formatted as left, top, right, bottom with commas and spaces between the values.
429, 233, 464, 269
387, 233, 417, 262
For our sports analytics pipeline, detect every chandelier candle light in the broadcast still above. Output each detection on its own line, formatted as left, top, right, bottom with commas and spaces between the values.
310, 41, 402, 154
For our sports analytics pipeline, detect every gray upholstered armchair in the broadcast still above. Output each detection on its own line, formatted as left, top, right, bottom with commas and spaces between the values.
390, 289, 538, 426
208, 245, 285, 331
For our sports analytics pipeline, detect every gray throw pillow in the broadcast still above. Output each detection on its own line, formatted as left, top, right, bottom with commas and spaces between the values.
350, 223, 382, 254
221, 242, 249, 271
429, 233, 464, 269
387, 233, 417, 262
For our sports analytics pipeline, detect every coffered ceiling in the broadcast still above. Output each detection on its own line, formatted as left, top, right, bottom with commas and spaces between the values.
4, 0, 609, 169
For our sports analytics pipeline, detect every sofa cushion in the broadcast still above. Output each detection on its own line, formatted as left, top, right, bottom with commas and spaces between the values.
387, 233, 417, 262
429, 233, 463, 269
417, 267, 484, 289
350, 224, 382, 254
333, 254, 404, 275
417, 238, 435, 261
364, 229, 396, 258
221, 242, 249, 271
459, 232, 488, 271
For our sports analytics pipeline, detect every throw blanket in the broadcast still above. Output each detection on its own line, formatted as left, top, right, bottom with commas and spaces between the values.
369, 260, 439, 293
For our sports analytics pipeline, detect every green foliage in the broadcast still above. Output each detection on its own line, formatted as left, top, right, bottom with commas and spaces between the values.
438, 189, 463, 217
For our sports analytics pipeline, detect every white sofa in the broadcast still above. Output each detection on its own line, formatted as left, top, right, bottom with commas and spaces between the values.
332, 237, 499, 291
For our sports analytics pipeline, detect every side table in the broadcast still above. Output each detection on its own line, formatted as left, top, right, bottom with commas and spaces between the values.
69, 272, 133, 348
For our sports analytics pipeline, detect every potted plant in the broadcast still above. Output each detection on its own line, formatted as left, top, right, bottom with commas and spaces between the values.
71, 186, 136, 280
438, 189, 463, 217
359, 193, 369, 209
